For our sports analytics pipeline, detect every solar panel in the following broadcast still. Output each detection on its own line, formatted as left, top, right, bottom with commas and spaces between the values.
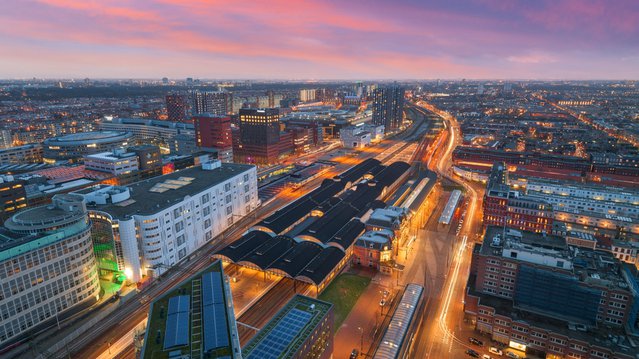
167, 295, 190, 315
203, 302, 230, 352
202, 272, 224, 306
246, 309, 313, 359
164, 311, 190, 350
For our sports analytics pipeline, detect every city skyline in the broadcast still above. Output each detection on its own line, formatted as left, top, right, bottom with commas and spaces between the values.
0, 0, 638, 80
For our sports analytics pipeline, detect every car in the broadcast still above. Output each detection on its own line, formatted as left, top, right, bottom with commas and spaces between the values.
489, 347, 503, 355
379, 299, 386, 306
466, 349, 480, 357
468, 337, 484, 346
506, 352, 520, 359
483, 355, 493, 359
350, 349, 359, 358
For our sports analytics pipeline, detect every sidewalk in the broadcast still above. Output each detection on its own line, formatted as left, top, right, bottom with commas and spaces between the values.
333, 269, 395, 359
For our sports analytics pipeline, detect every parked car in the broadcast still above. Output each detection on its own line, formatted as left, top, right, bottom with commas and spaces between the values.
350, 349, 359, 358
482, 355, 493, 359
489, 347, 503, 355
506, 352, 520, 359
466, 349, 480, 357
468, 337, 484, 346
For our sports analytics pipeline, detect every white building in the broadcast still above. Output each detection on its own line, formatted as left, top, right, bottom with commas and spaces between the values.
340, 124, 384, 149
84, 149, 139, 175
75, 160, 259, 282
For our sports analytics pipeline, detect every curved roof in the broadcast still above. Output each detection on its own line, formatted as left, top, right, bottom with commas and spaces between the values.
338, 158, 381, 183
43, 131, 132, 146
326, 219, 366, 250
374, 161, 411, 187
296, 247, 345, 285
269, 241, 323, 277
214, 230, 272, 262
239, 235, 294, 270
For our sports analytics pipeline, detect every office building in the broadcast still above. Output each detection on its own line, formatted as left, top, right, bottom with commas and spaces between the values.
43, 131, 133, 164
192, 91, 233, 116
242, 295, 333, 359
74, 160, 258, 282
234, 108, 280, 165
464, 226, 639, 359
84, 149, 139, 176
140, 260, 241, 359
194, 114, 233, 162
0, 130, 12, 149
0, 194, 101, 346
128, 144, 162, 171
0, 176, 27, 225
0, 144, 43, 165
165, 93, 189, 123
99, 117, 194, 153
372, 86, 404, 133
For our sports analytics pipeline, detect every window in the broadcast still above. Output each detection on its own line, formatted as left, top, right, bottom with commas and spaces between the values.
203, 206, 210, 216
176, 235, 185, 246
201, 193, 210, 204
204, 219, 211, 229
245, 195, 250, 203
225, 194, 232, 204
244, 184, 250, 193
175, 221, 184, 232
224, 183, 231, 191
243, 174, 249, 182
226, 206, 233, 215
206, 232, 213, 241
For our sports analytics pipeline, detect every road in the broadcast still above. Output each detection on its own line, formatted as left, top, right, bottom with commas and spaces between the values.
34, 111, 429, 359
403, 100, 485, 359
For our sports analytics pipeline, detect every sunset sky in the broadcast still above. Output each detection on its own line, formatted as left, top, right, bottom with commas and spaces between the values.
1, 0, 638, 79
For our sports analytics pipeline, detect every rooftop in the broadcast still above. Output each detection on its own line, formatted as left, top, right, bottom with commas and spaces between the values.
75, 162, 254, 219
242, 295, 332, 359
141, 260, 240, 359
44, 131, 132, 146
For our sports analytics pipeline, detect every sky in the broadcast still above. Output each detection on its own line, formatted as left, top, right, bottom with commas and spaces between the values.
0, 0, 638, 80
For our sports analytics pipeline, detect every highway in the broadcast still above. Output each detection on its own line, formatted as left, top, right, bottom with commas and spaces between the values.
25, 112, 429, 359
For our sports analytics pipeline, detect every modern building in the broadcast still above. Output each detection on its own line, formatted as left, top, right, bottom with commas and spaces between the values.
0, 194, 101, 346
140, 260, 241, 359
372, 85, 404, 133
234, 108, 281, 165
192, 91, 233, 116
99, 117, 194, 153
0, 130, 12, 149
0, 176, 27, 225
74, 160, 258, 283
242, 294, 333, 359
165, 93, 189, 123
83, 149, 139, 176
464, 226, 639, 359
42, 131, 133, 164
128, 144, 162, 171
170, 133, 199, 156
194, 114, 233, 162
0, 144, 43, 165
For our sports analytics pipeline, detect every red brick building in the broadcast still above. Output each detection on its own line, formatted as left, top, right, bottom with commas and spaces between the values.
194, 114, 233, 162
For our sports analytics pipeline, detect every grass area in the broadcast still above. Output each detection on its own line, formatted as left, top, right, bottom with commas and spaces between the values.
319, 273, 371, 330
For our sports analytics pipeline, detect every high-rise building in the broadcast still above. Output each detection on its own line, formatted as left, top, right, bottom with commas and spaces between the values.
74, 161, 258, 282
299, 89, 317, 102
372, 85, 405, 133
235, 108, 281, 165
165, 93, 189, 123
194, 114, 233, 162
192, 91, 233, 116
0, 194, 101, 346
0, 176, 27, 225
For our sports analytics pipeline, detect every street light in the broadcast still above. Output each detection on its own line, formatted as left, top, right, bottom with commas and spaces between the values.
358, 326, 364, 354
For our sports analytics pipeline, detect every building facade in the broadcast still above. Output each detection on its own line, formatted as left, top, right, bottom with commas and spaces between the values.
192, 91, 233, 116
194, 114, 233, 162
84, 149, 139, 176
0, 144, 43, 165
372, 86, 404, 133
165, 93, 189, 123
235, 108, 281, 165
0, 176, 27, 225
0, 194, 101, 346
75, 161, 259, 283
42, 131, 133, 164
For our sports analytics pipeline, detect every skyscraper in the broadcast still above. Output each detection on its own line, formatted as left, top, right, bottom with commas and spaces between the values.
194, 114, 233, 162
192, 90, 233, 116
235, 108, 280, 164
372, 85, 405, 133
165, 93, 189, 123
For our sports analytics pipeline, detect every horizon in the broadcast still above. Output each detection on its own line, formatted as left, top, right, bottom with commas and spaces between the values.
1, 0, 638, 79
